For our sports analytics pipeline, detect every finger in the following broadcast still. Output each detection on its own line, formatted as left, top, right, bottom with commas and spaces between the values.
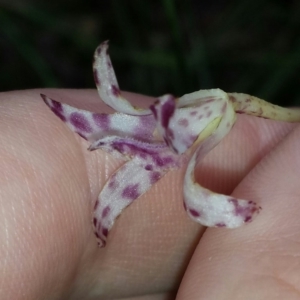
0, 89, 98, 299
176, 124, 300, 299
0, 88, 159, 300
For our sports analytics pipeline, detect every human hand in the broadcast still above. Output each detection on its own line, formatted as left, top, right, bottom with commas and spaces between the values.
1, 89, 299, 300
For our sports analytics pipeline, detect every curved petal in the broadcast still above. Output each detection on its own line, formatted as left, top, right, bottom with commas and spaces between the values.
152, 89, 230, 154
93, 41, 151, 116
41, 94, 156, 143
92, 136, 181, 247
183, 95, 261, 227
89, 135, 180, 167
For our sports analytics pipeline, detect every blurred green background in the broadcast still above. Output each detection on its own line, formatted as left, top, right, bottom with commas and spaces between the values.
1, 0, 300, 105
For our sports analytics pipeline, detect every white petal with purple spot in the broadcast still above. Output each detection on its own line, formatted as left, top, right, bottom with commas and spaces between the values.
183, 94, 261, 227
93, 41, 151, 116
42, 94, 156, 143
93, 157, 173, 247
152, 89, 229, 154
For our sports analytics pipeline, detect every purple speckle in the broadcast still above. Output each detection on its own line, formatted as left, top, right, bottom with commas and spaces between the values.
52, 99, 63, 112
198, 114, 203, 120
153, 155, 175, 167
206, 111, 212, 118
102, 206, 110, 218
215, 222, 226, 227
190, 111, 197, 116
189, 209, 201, 217
161, 98, 175, 128
122, 184, 140, 200
244, 216, 252, 222
93, 69, 100, 86
70, 112, 92, 133
94, 200, 99, 210
178, 118, 189, 127
102, 227, 108, 237
93, 218, 98, 227
204, 98, 214, 104
108, 180, 116, 189
150, 171, 161, 184
50, 101, 67, 122
189, 134, 197, 143
95, 141, 105, 148
228, 198, 239, 213
111, 85, 120, 96
228, 198, 259, 220
164, 156, 176, 165
93, 113, 110, 131
145, 164, 153, 171
111, 140, 162, 160
112, 142, 125, 153
108, 174, 118, 189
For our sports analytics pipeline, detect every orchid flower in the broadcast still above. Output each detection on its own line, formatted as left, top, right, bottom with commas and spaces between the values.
42, 41, 300, 247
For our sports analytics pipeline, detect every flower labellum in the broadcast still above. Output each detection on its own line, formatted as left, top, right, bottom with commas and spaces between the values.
42, 41, 300, 247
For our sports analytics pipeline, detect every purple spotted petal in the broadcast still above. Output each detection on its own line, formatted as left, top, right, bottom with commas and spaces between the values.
152, 89, 230, 154
183, 94, 261, 227
93, 41, 151, 116
90, 135, 180, 246
89, 135, 180, 168
42, 94, 157, 143
93, 143, 179, 247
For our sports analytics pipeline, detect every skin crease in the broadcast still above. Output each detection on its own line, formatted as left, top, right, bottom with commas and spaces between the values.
0, 89, 300, 300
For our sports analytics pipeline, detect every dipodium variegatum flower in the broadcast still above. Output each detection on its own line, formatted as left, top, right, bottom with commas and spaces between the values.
42, 41, 300, 247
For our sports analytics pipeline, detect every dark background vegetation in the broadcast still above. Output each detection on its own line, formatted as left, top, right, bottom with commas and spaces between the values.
1, 0, 300, 105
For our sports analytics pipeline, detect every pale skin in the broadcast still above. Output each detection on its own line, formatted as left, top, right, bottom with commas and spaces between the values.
1, 89, 300, 300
